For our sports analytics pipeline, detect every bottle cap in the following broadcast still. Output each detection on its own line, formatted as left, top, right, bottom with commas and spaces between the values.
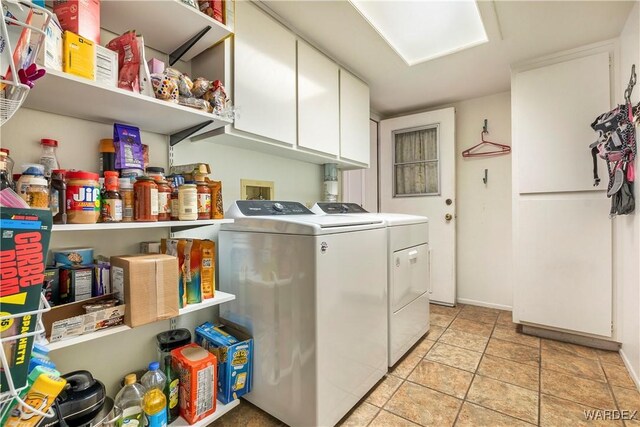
99, 139, 115, 153
149, 361, 160, 371
0, 148, 9, 155
41, 138, 58, 147
124, 373, 137, 385
67, 170, 99, 181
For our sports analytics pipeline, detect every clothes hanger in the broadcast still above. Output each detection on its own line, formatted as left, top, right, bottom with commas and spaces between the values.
462, 119, 511, 158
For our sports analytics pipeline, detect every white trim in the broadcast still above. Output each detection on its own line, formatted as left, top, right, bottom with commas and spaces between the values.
620, 348, 640, 390
456, 298, 512, 311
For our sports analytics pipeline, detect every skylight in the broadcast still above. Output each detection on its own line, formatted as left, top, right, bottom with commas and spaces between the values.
349, 0, 488, 66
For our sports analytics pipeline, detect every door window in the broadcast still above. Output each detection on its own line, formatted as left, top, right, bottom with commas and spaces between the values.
393, 125, 439, 196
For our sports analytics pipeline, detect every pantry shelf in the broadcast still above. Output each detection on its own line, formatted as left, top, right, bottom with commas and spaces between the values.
101, 0, 232, 63
47, 325, 131, 351
171, 399, 240, 426
178, 291, 236, 316
52, 219, 233, 232
23, 69, 232, 143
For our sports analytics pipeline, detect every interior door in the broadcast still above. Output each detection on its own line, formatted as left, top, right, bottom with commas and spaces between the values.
380, 108, 456, 305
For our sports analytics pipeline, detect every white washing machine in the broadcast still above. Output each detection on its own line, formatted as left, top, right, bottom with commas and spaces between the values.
312, 202, 430, 366
219, 201, 388, 427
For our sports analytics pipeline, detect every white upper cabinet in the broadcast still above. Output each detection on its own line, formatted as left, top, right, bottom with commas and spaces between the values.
297, 41, 340, 156
340, 70, 371, 164
233, 1, 297, 145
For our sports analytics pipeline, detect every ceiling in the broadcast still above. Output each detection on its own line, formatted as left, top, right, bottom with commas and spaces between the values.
260, 0, 634, 118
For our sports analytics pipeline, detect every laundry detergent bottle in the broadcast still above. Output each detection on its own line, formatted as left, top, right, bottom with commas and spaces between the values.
141, 362, 168, 427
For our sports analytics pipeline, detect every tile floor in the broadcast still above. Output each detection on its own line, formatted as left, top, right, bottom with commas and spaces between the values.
212, 304, 640, 427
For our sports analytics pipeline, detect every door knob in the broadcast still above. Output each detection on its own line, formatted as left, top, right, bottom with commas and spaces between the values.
445, 213, 453, 221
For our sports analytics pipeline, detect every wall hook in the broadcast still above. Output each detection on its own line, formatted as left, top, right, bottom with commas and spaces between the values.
483, 169, 488, 185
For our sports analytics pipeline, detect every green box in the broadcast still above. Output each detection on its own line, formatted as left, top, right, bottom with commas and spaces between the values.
0, 208, 53, 392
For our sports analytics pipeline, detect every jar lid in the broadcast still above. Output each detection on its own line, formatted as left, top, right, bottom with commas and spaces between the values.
21, 163, 44, 175
0, 148, 8, 155
104, 171, 119, 178
135, 176, 155, 182
99, 139, 115, 153
67, 170, 99, 181
156, 329, 191, 351
41, 138, 58, 147
119, 178, 133, 189
146, 166, 165, 174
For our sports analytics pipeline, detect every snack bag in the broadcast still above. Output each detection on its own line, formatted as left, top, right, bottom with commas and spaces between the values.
194, 240, 215, 299
162, 238, 186, 308
137, 35, 153, 97
204, 80, 229, 115
184, 239, 201, 305
151, 73, 179, 102
106, 31, 140, 92
191, 78, 211, 98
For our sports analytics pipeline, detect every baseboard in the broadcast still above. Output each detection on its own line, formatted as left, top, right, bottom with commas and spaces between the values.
620, 348, 640, 391
456, 298, 512, 311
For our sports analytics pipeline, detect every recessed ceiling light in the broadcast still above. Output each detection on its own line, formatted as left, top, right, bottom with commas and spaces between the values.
349, 0, 488, 66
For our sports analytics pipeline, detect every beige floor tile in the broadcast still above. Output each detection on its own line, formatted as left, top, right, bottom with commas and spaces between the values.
541, 369, 615, 409
408, 359, 474, 399
339, 401, 380, 427
456, 309, 499, 325
611, 386, 640, 426
412, 337, 436, 358
384, 381, 462, 426
459, 305, 501, 315
602, 362, 636, 389
540, 394, 623, 427
390, 352, 422, 379
431, 313, 456, 327
541, 348, 605, 382
541, 339, 599, 361
455, 402, 535, 427
449, 318, 494, 338
439, 328, 489, 353
477, 354, 539, 391
212, 401, 284, 427
430, 303, 462, 316
426, 324, 446, 340
496, 311, 514, 325
492, 324, 540, 349
595, 349, 625, 366
426, 342, 483, 372
485, 338, 540, 366
466, 375, 538, 424
366, 375, 404, 407
369, 410, 420, 427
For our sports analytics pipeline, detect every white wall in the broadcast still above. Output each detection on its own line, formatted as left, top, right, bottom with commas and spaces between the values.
454, 92, 513, 309
616, 1, 640, 386
173, 141, 323, 206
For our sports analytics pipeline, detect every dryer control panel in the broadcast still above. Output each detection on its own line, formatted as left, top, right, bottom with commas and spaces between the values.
316, 203, 369, 214
236, 200, 313, 216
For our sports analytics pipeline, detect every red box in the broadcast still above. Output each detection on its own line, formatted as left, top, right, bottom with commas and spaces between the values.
53, 0, 100, 44
198, 0, 224, 23
171, 344, 217, 424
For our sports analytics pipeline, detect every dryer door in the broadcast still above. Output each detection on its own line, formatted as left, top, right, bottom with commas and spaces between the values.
392, 243, 430, 313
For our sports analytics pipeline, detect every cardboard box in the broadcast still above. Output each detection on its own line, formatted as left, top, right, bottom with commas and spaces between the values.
171, 344, 217, 424
110, 254, 179, 327
53, 0, 101, 44
53, 247, 93, 266
147, 58, 165, 75
0, 208, 53, 391
195, 322, 253, 404
42, 294, 125, 342
93, 263, 110, 296
140, 241, 161, 254
32, 9, 63, 71
95, 44, 117, 88
42, 268, 60, 307
63, 31, 95, 80
59, 266, 93, 303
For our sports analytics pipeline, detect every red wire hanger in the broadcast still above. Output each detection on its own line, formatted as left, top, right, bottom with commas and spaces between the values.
462, 120, 511, 158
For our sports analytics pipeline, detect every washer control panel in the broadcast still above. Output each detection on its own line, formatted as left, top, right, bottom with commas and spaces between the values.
316, 203, 369, 214
236, 200, 313, 216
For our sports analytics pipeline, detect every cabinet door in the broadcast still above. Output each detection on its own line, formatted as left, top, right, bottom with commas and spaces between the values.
339, 70, 370, 165
234, 1, 297, 145
297, 41, 339, 156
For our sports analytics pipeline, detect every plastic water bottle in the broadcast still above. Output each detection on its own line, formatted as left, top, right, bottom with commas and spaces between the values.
114, 374, 145, 427
141, 362, 168, 427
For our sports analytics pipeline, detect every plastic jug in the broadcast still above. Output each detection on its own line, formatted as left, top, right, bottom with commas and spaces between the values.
114, 373, 145, 427
141, 362, 168, 427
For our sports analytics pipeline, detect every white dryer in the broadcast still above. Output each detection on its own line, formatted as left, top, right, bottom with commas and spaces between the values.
219, 201, 388, 427
312, 202, 430, 366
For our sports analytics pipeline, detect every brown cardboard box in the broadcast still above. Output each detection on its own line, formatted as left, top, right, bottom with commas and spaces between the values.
42, 294, 123, 339
110, 254, 179, 327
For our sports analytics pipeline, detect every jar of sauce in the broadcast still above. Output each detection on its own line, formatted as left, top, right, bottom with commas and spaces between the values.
178, 183, 198, 221
196, 181, 211, 220
146, 166, 166, 182
66, 171, 101, 224
102, 171, 123, 222
157, 179, 172, 221
168, 175, 184, 221
134, 177, 158, 222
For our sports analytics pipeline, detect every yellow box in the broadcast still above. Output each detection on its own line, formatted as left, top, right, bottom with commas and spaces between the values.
63, 31, 95, 80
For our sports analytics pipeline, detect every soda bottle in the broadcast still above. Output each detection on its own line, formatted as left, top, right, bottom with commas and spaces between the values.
114, 374, 145, 427
141, 362, 168, 427
163, 355, 180, 424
